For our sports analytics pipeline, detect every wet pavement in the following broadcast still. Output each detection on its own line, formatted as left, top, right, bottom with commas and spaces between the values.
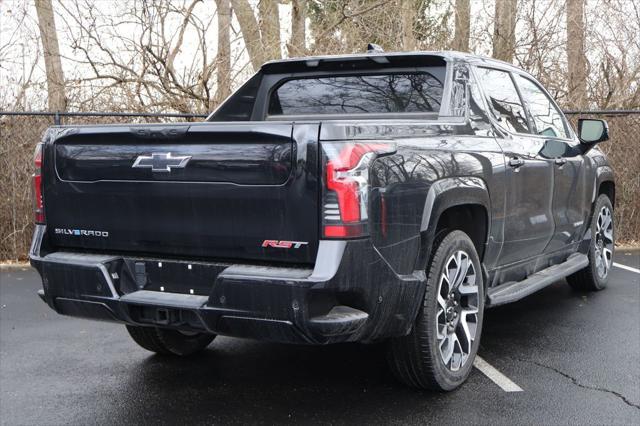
1, 251, 638, 425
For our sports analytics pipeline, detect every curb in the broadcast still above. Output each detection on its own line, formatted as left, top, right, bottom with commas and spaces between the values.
0, 263, 32, 271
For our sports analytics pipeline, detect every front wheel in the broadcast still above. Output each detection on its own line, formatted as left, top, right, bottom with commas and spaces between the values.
387, 230, 484, 391
126, 325, 215, 356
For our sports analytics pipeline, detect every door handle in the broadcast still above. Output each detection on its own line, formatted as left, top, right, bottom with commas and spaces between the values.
555, 157, 567, 166
508, 157, 525, 169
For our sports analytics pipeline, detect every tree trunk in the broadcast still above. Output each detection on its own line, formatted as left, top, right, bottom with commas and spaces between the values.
400, 0, 417, 51
566, 0, 588, 109
230, 0, 265, 71
215, 0, 232, 107
258, 0, 281, 61
452, 0, 470, 52
34, 0, 66, 111
492, 0, 517, 63
289, 0, 306, 56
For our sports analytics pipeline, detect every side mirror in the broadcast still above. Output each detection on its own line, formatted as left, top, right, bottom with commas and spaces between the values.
578, 119, 609, 145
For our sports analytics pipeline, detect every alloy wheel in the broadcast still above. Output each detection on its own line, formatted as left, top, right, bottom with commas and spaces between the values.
436, 250, 479, 372
594, 206, 614, 279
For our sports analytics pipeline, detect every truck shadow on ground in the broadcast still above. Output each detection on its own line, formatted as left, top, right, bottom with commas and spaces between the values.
116, 341, 438, 424
106, 281, 584, 423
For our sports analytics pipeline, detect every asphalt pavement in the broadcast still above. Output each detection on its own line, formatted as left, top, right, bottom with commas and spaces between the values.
1, 251, 639, 425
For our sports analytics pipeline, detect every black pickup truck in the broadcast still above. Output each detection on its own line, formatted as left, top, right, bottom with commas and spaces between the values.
30, 51, 615, 391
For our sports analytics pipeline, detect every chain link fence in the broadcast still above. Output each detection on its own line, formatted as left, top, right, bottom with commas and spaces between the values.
564, 111, 640, 249
1, 110, 638, 261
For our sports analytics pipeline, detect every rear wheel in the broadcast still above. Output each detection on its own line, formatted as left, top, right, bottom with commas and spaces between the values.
126, 325, 215, 356
567, 194, 614, 291
387, 230, 484, 391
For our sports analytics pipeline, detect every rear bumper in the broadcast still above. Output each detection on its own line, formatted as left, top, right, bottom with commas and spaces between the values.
30, 226, 425, 344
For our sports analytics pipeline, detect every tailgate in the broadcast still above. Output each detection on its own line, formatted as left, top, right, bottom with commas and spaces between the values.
44, 122, 320, 264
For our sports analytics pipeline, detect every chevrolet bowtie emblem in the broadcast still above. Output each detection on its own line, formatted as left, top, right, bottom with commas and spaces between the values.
132, 153, 191, 172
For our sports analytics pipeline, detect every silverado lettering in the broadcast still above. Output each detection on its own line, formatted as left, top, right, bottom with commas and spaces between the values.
54, 228, 109, 237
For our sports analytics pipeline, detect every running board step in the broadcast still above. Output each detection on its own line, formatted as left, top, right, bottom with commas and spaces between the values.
487, 253, 589, 307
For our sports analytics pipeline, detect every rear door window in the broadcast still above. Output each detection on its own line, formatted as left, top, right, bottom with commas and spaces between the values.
268, 72, 444, 116
475, 67, 530, 134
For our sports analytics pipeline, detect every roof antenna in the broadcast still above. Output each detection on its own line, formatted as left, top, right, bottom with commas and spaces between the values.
367, 43, 384, 53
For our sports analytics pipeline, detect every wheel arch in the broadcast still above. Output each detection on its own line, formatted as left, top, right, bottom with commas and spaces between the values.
415, 177, 491, 273
595, 166, 615, 208
578, 167, 615, 254
598, 181, 615, 209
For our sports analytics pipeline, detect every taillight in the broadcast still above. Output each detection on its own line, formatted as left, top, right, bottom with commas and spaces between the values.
32, 143, 45, 224
321, 142, 395, 238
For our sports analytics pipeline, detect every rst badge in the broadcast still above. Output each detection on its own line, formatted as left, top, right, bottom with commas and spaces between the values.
262, 240, 308, 249
132, 152, 191, 172
55, 228, 109, 238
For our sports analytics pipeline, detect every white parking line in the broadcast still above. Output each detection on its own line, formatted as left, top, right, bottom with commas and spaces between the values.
474, 356, 523, 392
613, 262, 640, 274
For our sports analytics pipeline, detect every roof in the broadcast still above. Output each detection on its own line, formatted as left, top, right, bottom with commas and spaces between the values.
260, 50, 521, 74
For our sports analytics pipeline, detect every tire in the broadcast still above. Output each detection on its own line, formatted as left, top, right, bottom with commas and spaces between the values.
126, 325, 215, 356
387, 230, 485, 391
567, 194, 614, 291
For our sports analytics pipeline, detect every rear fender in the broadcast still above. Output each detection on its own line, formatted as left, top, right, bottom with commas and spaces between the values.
414, 177, 490, 272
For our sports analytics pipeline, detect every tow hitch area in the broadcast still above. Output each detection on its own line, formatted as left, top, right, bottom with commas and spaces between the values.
156, 308, 171, 325
121, 290, 209, 329
128, 304, 205, 329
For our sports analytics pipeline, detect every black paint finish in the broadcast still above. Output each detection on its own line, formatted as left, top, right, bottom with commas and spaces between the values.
31, 51, 615, 344
44, 123, 320, 264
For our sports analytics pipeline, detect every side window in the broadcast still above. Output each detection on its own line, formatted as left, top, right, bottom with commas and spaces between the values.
475, 67, 530, 134
515, 75, 569, 139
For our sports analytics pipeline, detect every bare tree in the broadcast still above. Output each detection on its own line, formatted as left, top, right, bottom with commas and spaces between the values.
401, 0, 417, 50
56, 0, 230, 113
452, 0, 470, 52
566, 0, 587, 108
512, 0, 566, 102
587, 0, 640, 108
289, 0, 307, 56
258, 0, 282, 61
215, 0, 232, 106
231, 0, 283, 70
34, 0, 67, 111
4, 0, 638, 112
306, 1, 451, 55
231, 0, 266, 70
493, 0, 517, 62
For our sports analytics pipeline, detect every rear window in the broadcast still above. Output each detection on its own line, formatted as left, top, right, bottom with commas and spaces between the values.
268, 71, 445, 116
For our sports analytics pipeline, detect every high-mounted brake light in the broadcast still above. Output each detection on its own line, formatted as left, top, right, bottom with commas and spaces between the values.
322, 142, 395, 239
32, 143, 45, 224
